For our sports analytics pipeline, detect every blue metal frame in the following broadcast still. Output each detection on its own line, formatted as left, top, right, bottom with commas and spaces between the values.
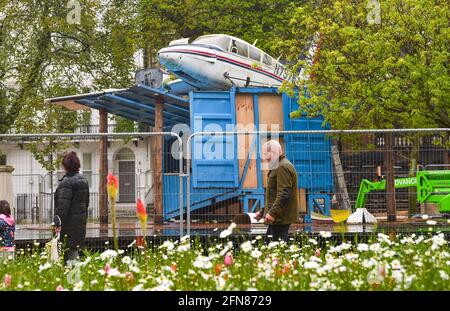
73, 85, 190, 127
162, 87, 334, 220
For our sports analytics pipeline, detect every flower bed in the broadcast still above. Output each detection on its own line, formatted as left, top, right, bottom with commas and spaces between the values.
1, 232, 449, 291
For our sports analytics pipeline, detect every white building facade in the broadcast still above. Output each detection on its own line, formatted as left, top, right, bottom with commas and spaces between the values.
0, 109, 155, 224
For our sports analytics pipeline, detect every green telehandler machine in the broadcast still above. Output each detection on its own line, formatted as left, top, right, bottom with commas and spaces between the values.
347, 166, 450, 223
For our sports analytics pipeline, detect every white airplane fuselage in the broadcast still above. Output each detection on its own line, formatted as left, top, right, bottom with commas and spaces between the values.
157, 35, 291, 93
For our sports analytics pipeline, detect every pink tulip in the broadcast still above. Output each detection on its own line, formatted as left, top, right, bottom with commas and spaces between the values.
56, 285, 64, 291
4, 274, 11, 288
224, 252, 233, 266
315, 248, 321, 257
104, 263, 111, 274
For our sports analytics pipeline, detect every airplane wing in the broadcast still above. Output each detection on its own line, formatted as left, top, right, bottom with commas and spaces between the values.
163, 78, 200, 95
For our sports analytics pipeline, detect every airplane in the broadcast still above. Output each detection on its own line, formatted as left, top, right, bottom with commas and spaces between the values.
157, 34, 296, 95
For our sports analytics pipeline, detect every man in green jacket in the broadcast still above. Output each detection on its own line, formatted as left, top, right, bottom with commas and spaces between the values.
255, 140, 299, 242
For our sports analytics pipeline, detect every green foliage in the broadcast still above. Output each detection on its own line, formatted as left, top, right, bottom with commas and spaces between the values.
286, 0, 449, 129
1, 233, 450, 290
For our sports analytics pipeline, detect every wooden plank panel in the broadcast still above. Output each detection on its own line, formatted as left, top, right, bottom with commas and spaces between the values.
259, 94, 284, 188
236, 94, 257, 189
258, 94, 284, 131
299, 188, 307, 213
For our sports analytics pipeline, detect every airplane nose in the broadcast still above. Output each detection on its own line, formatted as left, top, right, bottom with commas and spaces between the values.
157, 48, 180, 69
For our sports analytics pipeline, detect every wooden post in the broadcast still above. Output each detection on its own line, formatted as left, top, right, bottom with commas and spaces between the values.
99, 109, 108, 226
153, 96, 164, 224
385, 132, 396, 222
444, 132, 449, 165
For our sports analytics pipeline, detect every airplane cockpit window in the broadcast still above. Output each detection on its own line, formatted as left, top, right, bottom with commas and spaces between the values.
249, 46, 261, 62
192, 35, 231, 51
263, 53, 274, 67
230, 40, 248, 58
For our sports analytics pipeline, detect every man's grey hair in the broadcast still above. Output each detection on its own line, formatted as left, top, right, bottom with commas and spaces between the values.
262, 140, 283, 157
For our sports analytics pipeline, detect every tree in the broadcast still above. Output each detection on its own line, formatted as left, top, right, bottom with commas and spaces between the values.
287, 0, 449, 129
0, 0, 139, 170
286, 0, 449, 216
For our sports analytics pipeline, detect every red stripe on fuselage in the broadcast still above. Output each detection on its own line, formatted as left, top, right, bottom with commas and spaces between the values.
160, 48, 285, 82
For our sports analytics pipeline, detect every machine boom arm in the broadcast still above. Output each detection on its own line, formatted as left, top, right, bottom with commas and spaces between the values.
354, 177, 417, 209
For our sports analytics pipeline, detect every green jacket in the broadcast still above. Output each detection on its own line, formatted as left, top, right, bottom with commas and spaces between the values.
262, 155, 299, 224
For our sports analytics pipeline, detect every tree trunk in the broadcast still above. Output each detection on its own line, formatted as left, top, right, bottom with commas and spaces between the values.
99, 109, 108, 226
153, 97, 164, 224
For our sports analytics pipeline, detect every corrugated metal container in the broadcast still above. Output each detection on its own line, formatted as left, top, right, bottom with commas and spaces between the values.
163, 87, 334, 220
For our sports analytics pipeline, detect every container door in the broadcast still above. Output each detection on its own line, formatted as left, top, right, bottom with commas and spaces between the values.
190, 91, 238, 188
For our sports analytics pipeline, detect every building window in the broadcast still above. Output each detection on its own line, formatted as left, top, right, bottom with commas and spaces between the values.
0, 154, 6, 165
82, 153, 92, 186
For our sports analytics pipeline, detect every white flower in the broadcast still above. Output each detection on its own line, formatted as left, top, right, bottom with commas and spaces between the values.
319, 231, 332, 238
150, 278, 174, 291
426, 220, 437, 226
216, 277, 227, 290
122, 256, 132, 265
383, 250, 396, 258
391, 270, 403, 283
132, 284, 145, 291
351, 279, 363, 289
400, 236, 414, 244
304, 261, 320, 269
391, 259, 402, 270
414, 236, 424, 244
177, 244, 191, 252
251, 249, 262, 259
377, 233, 392, 245
219, 229, 232, 238
91, 280, 98, 285
193, 255, 213, 269
289, 244, 299, 252
430, 233, 447, 250
160, 240, 174, 251
199, 271, 210, 281
228, 222, 237, 230
357, 243, 369, 252
308, 238, 318, 245
421, 214, 429, 220
340, 242, 352, 251
107, 268, 122, 277
240, 241, 253, 253
100, 249, 118, 260
439, 270, 449, 281
180, 235, 190, 243
414, 261, 423, 267
38, 262, 52, 273
268, 241, 279, 249
73, 280, 84, 291
369, 243, 381, 252
345, 253, 359, 262
362, 259, 377, 268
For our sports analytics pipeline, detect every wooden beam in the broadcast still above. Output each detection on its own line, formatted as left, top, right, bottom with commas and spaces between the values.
99, 109, 108, 226
153, 96, 164, 224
